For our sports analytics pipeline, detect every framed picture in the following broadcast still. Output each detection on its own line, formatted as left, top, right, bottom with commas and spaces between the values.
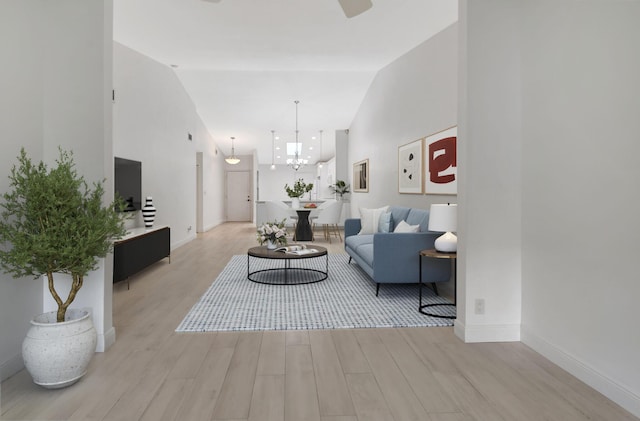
353, 159, 369, 192
398, 138, 424, 194
425, 126, 457, 195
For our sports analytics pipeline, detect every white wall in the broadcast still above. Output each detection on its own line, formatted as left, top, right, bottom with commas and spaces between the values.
40, 0, 115, 355
348, 24, 458, 214
460, 0, 640, 416
113, 43, 226, 244
335, 130, 350, 189
199, 123, 226, 231
2, 6, 228, 382
456, 0, 522, 343
0, 0, 114, 380
0, 0, 45, 381
517, 1, 640, 416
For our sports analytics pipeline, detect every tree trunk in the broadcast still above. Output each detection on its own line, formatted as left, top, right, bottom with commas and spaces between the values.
47, 271, 84, 323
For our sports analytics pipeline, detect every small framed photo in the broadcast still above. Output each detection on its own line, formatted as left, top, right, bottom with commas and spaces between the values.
398, 138, 424, 194
425, 126, 457, 195
353, 159, 369, 192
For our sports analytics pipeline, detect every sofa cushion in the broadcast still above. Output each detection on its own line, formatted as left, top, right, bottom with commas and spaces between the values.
346, 234, 373, 250
358, 206, 389, 235
355, 243, 374, 267
378, 211, 393, 233
388, 206, 411, 231
394, 220, 420, 233
406, 208, 430, 232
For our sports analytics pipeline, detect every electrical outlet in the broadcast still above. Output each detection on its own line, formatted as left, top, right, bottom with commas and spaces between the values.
474, 299, 485, 315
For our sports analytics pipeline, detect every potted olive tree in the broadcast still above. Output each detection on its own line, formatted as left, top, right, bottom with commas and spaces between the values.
0, 148, 126, 388
284, 178, 313, 209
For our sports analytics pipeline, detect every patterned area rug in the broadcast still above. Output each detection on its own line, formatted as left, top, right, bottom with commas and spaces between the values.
176, 253, 454, 332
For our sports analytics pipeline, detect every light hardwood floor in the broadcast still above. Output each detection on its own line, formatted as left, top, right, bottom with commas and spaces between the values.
1, 222, 637, 421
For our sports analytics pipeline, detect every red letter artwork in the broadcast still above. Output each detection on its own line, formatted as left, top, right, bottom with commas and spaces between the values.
428, 137, 457, 184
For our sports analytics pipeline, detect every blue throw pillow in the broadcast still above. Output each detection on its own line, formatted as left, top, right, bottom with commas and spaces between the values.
378, 211, 393, 233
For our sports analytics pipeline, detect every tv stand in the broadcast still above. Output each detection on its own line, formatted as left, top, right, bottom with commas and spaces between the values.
113, 226, 170, 288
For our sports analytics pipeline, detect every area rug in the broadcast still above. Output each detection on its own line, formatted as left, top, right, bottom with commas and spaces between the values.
176, 254, 454, 332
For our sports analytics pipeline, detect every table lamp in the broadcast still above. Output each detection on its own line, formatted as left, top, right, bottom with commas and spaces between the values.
428, 204, 457, 252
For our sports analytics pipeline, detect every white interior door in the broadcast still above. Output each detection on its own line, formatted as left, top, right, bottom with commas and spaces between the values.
226, 171, 251, 221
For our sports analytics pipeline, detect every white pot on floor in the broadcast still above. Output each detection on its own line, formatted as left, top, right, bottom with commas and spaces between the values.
22, 309, 97, 389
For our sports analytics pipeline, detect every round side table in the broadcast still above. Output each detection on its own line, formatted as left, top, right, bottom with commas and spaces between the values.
419, 248, 456, 319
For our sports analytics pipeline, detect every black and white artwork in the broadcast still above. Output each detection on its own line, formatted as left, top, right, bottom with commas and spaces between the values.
353, 159, 369, 192
398, 138, 423, 194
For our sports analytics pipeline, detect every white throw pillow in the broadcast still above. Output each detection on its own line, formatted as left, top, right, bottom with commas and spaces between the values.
393, 220, 420, 233
358, 206, 389, 235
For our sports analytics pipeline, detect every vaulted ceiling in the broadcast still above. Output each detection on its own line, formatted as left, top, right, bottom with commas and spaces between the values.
113, 0, 458, 164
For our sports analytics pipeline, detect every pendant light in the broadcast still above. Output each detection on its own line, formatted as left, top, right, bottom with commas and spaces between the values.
318, 130, 324, 168
270, 130, 276, 170
288, 100, 305, 171
225, 136, 240, 165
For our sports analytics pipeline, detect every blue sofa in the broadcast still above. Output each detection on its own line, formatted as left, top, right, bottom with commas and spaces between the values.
344, 206, 451, 296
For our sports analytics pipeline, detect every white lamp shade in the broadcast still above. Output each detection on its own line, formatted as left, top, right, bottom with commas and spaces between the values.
429, 204, 457, 252
428, 204, 457, 233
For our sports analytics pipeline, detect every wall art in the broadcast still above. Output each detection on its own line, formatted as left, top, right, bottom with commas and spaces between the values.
398, 138, 424, 194
353, 159, 369, 192
425, 126, 457, 195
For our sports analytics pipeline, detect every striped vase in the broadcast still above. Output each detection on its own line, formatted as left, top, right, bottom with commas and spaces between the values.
141, 196, 156, 227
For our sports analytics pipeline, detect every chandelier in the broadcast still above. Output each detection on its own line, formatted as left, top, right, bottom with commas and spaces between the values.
287, 100, 307, 171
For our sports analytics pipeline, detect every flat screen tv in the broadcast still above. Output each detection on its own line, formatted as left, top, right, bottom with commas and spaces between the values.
114, 157, 141, 212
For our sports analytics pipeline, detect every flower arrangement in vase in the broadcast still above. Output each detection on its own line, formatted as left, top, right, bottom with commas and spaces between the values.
257, 219, 288, 249
284, 179, 313, 209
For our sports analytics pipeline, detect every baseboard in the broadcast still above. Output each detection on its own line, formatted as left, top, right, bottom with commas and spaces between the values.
171, 233, 196, 250
0, 353, 24, 382
202, 223, 216, 232
521, 326, 640, 418
96, 326, 116, 352
454, 320, 521, 343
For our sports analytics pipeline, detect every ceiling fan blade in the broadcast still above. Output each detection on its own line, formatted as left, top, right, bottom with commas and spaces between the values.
338, 0, 373, 18
201, 0, 222, 3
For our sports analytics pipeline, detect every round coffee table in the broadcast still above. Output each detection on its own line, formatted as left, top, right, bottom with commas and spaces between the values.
247, 245, 328, 285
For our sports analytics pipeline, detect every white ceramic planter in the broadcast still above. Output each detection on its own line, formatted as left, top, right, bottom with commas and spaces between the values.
22, 309, 97, 389
291, 197, 301, 209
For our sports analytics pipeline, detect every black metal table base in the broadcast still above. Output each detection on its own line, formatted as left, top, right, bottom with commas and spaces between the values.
419, 301, 456, 319
247, 254, 328, 285
419, 250, 457, 319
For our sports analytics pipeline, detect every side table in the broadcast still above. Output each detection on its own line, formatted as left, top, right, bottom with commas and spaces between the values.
419, 249, 457, 319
